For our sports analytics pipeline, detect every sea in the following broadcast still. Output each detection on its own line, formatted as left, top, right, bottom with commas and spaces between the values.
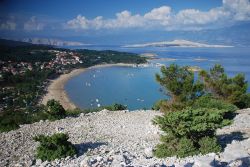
64, 46, 250, 110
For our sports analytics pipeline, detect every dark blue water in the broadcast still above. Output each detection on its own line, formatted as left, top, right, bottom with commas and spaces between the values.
65, 47, 250, 110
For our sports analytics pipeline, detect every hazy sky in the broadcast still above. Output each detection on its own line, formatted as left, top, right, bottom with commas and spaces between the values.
1, 0, 250, 44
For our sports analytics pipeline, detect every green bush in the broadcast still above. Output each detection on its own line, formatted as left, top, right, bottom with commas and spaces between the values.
235, 93, 250, 109
192, 95, 238, 112
65, 108, 82, 117
153, 135, 179, 158
104, 103, 127, 111
46, 99, 66, 119
0, 116, 19, 132
65, 107, 103, 117
192, 95, 238, 122
0, 106, 50, 132
33, 133, 77, 161
153, 107, 231, 158
0, 109, 30, 132
198, 136, 221, 154
154, 135, 198, 158
152, 99, 166, 110
176, 137, 198, 158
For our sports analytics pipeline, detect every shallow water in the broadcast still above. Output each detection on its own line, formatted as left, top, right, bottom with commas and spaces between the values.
65, 47, 250, 110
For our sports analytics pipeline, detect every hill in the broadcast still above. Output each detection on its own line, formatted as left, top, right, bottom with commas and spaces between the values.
0, 39, 32, 47
21, 38, 89, 46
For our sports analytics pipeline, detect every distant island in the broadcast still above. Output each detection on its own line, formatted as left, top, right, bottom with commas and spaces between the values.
123, 39, 234, 48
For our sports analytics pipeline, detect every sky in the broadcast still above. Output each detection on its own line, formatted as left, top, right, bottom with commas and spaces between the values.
1, 0, 250, 44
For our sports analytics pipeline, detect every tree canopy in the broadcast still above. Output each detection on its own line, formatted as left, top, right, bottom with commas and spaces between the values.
155, 64, 204, 111
199, 64, 250, 108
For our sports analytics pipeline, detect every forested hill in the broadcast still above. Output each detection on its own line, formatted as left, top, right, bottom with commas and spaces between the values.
0, 39, 33, 47
0, 38, 146, 65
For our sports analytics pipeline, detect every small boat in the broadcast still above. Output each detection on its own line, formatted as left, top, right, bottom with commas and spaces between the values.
127, 73, 135, 77
85, 82, 91, 86
137, 98, 144, 102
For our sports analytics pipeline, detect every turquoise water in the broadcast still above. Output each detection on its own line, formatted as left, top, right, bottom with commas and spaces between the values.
65, 47, 250, 110
65, 66, 165, 110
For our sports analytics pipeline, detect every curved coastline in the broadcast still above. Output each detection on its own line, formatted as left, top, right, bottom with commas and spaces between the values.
41, 63, 135, 110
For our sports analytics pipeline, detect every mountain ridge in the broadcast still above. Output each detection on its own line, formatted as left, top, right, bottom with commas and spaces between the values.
21, 38, 90, 46
2, 38, 90, 47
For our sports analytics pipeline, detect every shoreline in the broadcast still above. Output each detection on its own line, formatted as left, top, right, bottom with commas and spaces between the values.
40, 63, 136, 110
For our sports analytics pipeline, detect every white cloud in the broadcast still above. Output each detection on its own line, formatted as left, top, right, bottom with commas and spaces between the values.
109, 10, 144, 28
175, 7, 231, 27
66, 0, 250, 31
0, 20, 16, 30
144, 6, 171, 21
91, 16, 104, 29
66, 10, 145, 30
66, 15, 89, 29
24, 16, 44, 31
223, 0, 250, 20
144, 6, 172, 27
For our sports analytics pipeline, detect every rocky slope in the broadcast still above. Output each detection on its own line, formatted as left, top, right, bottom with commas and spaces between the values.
0, 109, 250, 167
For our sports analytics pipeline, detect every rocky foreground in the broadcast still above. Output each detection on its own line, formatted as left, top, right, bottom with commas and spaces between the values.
0, 109, 250, 167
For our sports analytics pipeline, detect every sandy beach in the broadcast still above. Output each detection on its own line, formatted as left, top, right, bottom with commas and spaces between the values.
41, 68, 86, 110
41, 63, 136, 110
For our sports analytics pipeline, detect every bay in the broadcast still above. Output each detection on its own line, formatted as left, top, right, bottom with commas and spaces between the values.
65, 46, 250, 110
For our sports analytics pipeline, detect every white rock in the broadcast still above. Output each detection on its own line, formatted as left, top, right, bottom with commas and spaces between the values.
40, 160, 49, 167
120, 161, 126, 166
96, 156, 103, 162
80, 113, 85, 117
221, 142, 249, 162
80, 157, 89, 167
36, 159, 42, 165
107, 156, 114, 162
228, 160, 244, 167
193, 153, 216, 167
89, 158, 97, 164
144, 147, 153, 158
